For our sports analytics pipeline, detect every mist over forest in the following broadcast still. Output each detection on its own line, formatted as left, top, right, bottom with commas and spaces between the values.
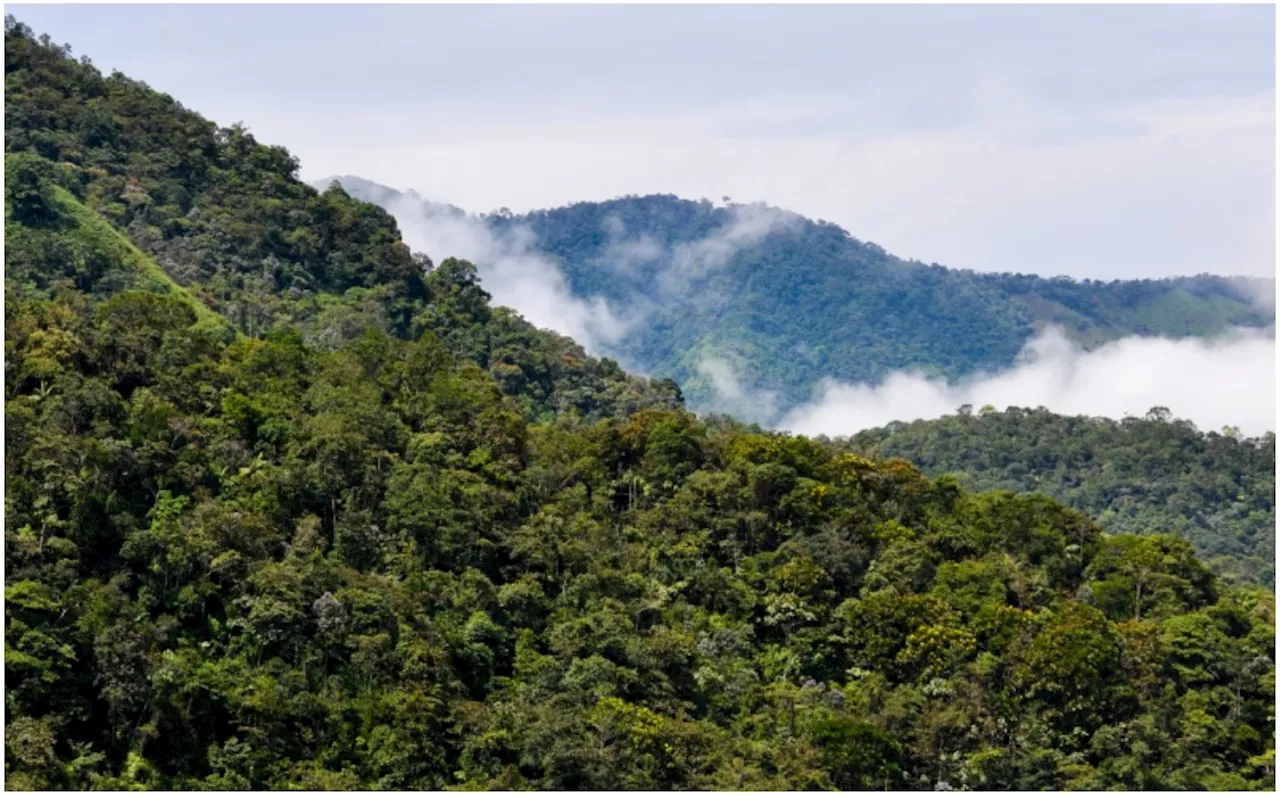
328, 177, 1276, 437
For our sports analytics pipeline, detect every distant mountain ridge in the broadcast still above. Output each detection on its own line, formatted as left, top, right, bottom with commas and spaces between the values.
314, 175, 467, 219
326, 177, 1275, 417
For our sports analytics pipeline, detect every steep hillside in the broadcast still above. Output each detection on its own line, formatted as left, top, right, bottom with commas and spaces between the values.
2, 17, 680, 425
335, 182, 1274, 415
6, 153, 231, 334
838, 407, 1277, 586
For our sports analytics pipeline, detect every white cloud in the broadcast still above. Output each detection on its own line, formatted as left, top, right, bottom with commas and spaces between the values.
383, 193, 631, 353
662, 203, 800, 293
604, 237, 664, 273
1237, 276, 1277, 313
372, 187, 803, 359
779, 326, 1277, 438
22, 5, 1272, 282
599, 215, 663, 277
288, 87, 1273, 281
696, 356, 779, 424
378, 184, 1275, 440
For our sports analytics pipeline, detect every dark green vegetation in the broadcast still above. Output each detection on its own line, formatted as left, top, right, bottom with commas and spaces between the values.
5, 18, 1277, 791
472, 193, 1272, 414
841, 407, 1277, 587
12, 277, 1277, 789
2, 21, 679, 426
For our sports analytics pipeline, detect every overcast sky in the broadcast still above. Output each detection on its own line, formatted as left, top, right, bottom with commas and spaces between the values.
11, 4, 1276, 279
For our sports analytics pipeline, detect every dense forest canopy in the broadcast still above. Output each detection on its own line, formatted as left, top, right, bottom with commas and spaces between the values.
2, 19, 681, 426
4, 17, 1276, 791
334, 182, 1275, 416
840, 407, 1276, 587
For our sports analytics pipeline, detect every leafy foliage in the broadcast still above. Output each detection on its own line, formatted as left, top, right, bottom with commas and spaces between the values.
6, 289, 1276, 789
842, 407, 1276, 586
3, 16, 679, 426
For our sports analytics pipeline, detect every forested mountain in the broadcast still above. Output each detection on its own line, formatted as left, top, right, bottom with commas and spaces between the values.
5, 18, 1276, 792
838, 408, 1276, 587
335, 181, 1275, 415
2, 24, 680, 426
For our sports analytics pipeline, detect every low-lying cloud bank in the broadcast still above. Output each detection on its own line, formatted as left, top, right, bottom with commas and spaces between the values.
381, 189, 799, 358
349, 178, 1275, 439
695, 356, 780, 424
661, 204, 799, 294
385, 192, 632, 352
776, 326, 1277, 438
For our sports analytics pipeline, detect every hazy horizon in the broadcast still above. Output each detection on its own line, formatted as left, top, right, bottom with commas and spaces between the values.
9, 3, 1276, 281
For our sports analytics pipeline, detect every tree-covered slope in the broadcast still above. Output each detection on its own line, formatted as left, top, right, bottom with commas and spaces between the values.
839, 407, 1277, 587
8, 284, 1277, 790
497, 196, 1274, 413
4, 18, 1276, 793
336, 182, 1273, 416
5, 153, 232, 335
2, 16, 680, 426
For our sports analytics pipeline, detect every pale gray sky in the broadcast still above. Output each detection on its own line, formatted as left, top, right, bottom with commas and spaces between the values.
11, 4, 1276, 279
